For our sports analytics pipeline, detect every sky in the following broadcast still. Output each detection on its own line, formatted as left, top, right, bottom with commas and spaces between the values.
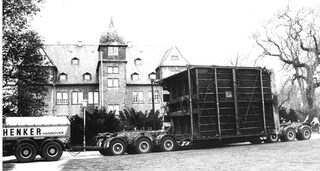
31, 0, 320, 76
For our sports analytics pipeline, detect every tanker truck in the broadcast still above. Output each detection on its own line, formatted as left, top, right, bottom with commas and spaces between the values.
2, 116, 70, 162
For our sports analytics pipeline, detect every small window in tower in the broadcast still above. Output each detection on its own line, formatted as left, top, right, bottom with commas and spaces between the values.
131, 73, 139, 81
83, 72, 91, 81
171, 55, 178, 61
59, 73, 67, 81
134, 58, 142, 65
71, 57, 79, 65
107, 66, 119, 74
108, 47, 118, 56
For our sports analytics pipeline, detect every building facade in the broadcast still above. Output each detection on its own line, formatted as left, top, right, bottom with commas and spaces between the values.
41, 20, 190, 117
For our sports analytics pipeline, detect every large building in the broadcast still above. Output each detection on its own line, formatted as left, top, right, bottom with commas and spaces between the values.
41, 20, 189, 117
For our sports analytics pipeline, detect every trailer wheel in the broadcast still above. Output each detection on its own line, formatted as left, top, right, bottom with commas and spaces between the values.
15, 142, 37, 162
160, 136, 176, 152
297, 127, 312, 140
266, 134, 279, 143
99, 149, 109, 156
108, 139, 126, 156
41, 141, 63, 161
281, 127, 296, 141
135, 137, 152, 154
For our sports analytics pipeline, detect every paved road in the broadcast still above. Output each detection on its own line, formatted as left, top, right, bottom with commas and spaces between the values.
3, 133, 320, 171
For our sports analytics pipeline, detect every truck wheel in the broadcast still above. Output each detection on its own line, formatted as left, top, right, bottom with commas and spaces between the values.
297, 127, 312, 140
135, 137, 152, 154
160, 136, 176, 152
15, 142, 37, 163
266, 134, 279, 143
282, 128, 296, 141
108, 139, 126, 156
41, 142, 63, 161
99, 149, 109, 156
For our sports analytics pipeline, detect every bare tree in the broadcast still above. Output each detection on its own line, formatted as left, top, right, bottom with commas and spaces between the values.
254, 6, 320, 116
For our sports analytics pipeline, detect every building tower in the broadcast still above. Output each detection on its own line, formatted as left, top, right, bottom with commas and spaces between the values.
98, 19, 127, 114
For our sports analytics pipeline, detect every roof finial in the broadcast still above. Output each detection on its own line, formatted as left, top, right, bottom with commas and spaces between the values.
109, 17, 114, 30
99, 17, 125, 45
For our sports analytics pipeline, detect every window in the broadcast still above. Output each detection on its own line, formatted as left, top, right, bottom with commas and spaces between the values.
107, 104, 120, 115
148, 90, 160, 103
83, 73, 91, 81
133, 91, 144, 103
88, 92, 99, 105
107, 78, 119, 88
108, 47, 118, 56
171, 55, 178, 61
71, 57, 79, 65
72, 92, 83, 104
107, 66, 119, 74
59, 73, 67, 81
134, 58, 142, 65
57, 92, 68, 104
131, 73, 139, 81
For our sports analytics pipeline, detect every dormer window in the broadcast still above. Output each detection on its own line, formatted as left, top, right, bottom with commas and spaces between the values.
171, 55, 178, 61
83, 72, 91, 81
131, 72, 139, 81
108, 47, 118, 56
71, 57, 79, 65
59, 73, 67, 81
134, 58, 142, 65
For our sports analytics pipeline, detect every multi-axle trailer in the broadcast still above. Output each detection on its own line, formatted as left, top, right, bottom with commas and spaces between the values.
95, 65, 312, 155
3, 65, 312, 162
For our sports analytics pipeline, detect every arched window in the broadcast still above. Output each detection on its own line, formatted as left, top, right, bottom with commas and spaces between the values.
71, 57, 79, 65
83, 72, 91, 81
59, 73, 67, 81
134, 58, 142, 65
131, 72, 139, 81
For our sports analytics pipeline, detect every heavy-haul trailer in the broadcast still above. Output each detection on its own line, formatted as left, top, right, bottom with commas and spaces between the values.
95, 65, 312, 155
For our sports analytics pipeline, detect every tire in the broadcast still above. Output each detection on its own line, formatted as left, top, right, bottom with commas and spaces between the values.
99, 149, 109, 156
108, 139, 126, 156
281, 127, 296, 141
135, 137, 152, 154
297, 127, 312, 140
266, 134, 279, 143
159, 136, 176, 152
15, 142, 37, 163
41, 141, 63, 161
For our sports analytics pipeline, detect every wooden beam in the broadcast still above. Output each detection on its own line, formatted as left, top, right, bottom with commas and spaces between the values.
233, 69, 240, 135
260, 69, 267, 133
214, 67, 222, 136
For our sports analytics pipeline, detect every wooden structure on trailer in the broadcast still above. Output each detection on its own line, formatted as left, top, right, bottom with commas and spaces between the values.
160, 65, 280, 141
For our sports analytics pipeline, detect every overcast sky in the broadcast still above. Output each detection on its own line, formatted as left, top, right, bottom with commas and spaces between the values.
32, 0, 319, 70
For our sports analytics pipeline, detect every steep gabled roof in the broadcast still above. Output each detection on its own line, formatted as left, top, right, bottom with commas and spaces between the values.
126, 45, 174, 84
43, 44, 99, 84
158, 46, 190, 67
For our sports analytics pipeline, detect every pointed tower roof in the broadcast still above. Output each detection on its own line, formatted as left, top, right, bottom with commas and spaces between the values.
99, 18, 126, 45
